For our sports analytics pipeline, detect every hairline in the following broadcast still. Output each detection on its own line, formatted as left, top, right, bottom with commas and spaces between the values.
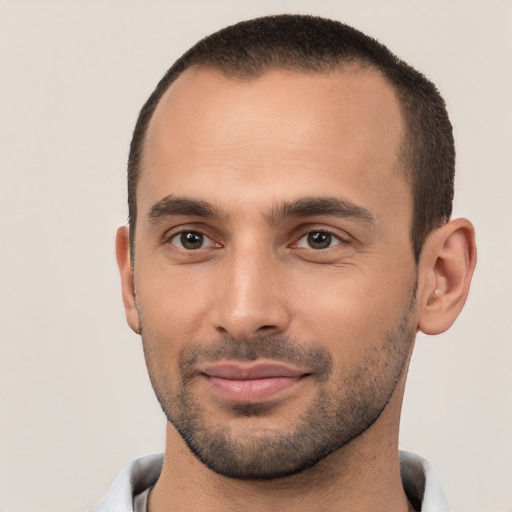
130, 61, 420, 263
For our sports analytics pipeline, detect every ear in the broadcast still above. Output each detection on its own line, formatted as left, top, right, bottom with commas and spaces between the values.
115, 226, 140, 334
417, 218, 477, 335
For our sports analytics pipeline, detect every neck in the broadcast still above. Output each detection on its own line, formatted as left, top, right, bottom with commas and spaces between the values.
148, 384, 413, 512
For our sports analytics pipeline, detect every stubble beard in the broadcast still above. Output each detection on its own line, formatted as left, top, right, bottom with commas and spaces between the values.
140, 295, 417, 481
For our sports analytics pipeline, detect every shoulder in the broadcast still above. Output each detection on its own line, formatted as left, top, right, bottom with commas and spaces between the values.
400, 450, 450, 512
90, 454, 164, 512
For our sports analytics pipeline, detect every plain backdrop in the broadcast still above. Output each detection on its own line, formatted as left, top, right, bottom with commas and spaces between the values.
0, 1, 511, 511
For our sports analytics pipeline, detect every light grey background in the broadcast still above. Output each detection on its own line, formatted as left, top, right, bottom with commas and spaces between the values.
0, 1, 510, 511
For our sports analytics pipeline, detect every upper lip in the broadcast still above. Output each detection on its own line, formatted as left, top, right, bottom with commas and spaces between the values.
201, 362, 308, 380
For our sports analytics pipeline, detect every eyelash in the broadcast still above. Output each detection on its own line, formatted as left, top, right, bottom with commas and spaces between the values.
163, 227, 349, 253
165, 230, 220, 251
293, 229, 346, 250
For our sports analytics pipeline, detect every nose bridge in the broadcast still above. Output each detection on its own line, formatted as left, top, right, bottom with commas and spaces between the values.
212, 235, 289, 339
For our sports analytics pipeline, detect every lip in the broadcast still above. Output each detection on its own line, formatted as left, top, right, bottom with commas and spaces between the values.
200, 362, 309, 403
202, 362, 306, 380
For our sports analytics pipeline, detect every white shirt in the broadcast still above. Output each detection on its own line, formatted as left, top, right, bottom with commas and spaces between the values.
90, 451, 449, 511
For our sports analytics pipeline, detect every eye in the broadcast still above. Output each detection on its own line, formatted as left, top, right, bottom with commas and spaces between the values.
169, 231, 217, 250
295, 231, 342, 250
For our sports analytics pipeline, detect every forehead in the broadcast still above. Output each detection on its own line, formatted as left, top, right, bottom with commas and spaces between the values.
140, 66, 408, 219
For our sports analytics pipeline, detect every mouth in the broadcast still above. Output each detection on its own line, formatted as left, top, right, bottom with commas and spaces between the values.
200, 361, 310, 403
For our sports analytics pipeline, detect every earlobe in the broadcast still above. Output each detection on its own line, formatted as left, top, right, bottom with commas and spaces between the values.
417, 218, 477, 335
115, 226, 140, 334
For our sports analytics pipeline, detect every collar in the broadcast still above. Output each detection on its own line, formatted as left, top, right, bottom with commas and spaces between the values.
91, 451, 449, 511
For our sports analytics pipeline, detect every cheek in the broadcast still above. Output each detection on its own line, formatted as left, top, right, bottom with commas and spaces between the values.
135, 265, 213, 347
289, 264, 416, 351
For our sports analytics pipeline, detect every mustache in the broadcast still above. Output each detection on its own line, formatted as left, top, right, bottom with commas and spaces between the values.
179, 336, 333, 382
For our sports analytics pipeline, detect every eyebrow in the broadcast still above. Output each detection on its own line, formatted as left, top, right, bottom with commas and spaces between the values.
148, 196, 223, 223
147, 195, 374, 225
267, 196, 375, 224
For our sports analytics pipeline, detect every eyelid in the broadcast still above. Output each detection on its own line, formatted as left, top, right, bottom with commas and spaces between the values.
162, 225, 222, 249
295, 233, 342, 249
173, 232, 213, 250
291, 226, 351, 248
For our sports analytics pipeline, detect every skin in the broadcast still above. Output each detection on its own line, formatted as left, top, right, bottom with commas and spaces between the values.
116, 67, 476, 511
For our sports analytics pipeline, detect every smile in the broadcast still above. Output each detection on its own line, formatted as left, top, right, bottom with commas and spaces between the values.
200, 362, 310, 403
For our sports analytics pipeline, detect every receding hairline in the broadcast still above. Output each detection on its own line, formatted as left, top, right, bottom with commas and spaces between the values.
139, 61, 412, 187
127, 15, 454, 265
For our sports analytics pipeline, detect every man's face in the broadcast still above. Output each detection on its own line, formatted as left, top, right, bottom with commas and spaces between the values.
129, 67, 418, 479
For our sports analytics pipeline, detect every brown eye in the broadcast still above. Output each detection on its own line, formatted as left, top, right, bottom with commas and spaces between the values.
296, 231, 341, 250
171, 231, 206, 250
307, 232, 332, 249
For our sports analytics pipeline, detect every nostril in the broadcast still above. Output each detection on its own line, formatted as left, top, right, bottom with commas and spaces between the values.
258, 325, 276, 331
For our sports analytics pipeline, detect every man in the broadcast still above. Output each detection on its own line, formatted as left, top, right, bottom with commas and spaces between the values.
92, 14, 476, 512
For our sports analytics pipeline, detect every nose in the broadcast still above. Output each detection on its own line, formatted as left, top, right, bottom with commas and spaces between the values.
210, 244, 290, 340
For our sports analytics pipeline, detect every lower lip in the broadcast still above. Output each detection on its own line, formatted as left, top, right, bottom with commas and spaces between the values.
206, 376, 304, 403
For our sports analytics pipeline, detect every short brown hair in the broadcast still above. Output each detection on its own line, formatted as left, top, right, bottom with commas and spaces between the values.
127, 14, 454, 262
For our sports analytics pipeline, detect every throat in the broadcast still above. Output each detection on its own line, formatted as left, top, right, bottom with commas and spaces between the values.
150, 426, 414, 512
